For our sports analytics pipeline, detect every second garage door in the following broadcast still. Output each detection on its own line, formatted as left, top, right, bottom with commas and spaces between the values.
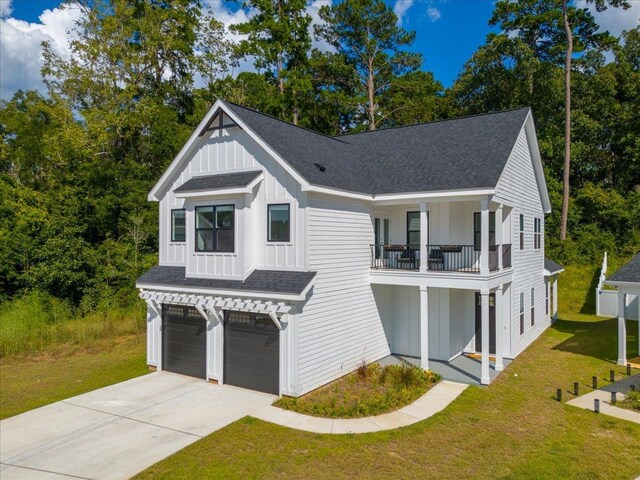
224, 311, 279, 395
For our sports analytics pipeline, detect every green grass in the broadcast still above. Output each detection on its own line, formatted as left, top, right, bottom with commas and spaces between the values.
134, 266, 640, 480
275, 363, 440, 418
0, 334, 148, 419
0, 291, 146, 356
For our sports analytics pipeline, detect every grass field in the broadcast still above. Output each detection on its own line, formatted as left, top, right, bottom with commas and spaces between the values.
0, 334, 148, 419
135, 264, 640, 480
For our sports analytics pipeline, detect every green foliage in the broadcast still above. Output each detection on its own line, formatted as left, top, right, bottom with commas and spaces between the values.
620, 389, 640, 411
0, 291, 145, 356
274, 363, 440, 418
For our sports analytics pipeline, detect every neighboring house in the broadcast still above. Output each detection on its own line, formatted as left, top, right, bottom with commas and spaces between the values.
605, 253, 640, 366
136, 99, 560, 396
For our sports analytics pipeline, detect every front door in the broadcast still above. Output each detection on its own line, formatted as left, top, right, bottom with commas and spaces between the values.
474, 292, 496, 354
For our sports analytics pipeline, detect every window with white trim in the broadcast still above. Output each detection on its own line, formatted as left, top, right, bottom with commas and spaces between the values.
171, 209, 185, 242
520, 292, 525, 335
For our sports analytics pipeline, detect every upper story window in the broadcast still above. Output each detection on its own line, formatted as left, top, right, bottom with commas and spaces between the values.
473, 212, 496, 251
171, 209, 186, 242
195, 205, 234, 253
519, 214, 525, 250
268, 204, 290, 242
534, 218, 542, 249
407, 212, 420, 247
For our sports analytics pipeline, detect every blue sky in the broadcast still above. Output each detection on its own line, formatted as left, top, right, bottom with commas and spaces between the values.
1, 0, 638, 100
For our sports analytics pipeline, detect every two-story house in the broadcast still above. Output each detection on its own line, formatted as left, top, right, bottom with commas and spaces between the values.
136, 100, 563, 396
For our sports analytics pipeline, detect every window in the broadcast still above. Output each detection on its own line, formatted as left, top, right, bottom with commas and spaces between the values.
268, 204, 290, 242
407, 212, 420, 246
550, 280, 554, 317
520, 292, 525, 335
195, 205, 234, 252
519, 214, 525, 250
171, 209, 186, 242
534, 218, 542, 249
546, 281, 550, 315
473, 212, 496, 250
531, 287, 535, 326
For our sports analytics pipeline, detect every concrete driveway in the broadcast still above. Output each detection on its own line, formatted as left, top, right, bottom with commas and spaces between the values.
0, 372, 275, 480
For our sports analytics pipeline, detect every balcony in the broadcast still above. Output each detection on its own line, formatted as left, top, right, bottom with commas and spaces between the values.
370, 244, 513, 274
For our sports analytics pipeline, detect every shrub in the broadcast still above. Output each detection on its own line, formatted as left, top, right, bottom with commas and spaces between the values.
274, 363, 441, 418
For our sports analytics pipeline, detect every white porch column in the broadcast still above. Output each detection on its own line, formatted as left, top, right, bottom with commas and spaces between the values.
617, 291, 627, 365
419, 201, 429, 273
496, 204, 503, 270
420, 285, 429, 370
495, 285, 504, 371
480, 199, 489, 275
481, 289, 491, 384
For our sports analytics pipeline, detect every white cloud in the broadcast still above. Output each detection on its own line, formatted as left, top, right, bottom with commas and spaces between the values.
0, 3, 84, 100
427, 5, 441, 23
394, 0, 414, 26
0, 0, 13, 17
576, 0, 640, 37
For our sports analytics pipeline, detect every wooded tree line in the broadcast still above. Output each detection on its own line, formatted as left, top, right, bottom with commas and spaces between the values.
0, 0, 638, 310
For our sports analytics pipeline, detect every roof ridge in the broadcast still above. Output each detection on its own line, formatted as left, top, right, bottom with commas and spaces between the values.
334, 106, 532, 138
221, 99, 351, 145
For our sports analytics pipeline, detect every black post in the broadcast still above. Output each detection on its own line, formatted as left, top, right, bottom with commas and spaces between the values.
592, 376, 597, 389
594, 398, 600, 413
630, 384, 636, 392
628, 364, 632, 376
610, 370, 615, 382
611, 392, 617, 405
556, 388, 562, 402
573, 382, 579, 396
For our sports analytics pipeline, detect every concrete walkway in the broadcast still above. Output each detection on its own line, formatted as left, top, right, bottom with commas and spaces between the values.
0, 372, 275, 480
567, 390, 640, 424
252, 380, 468, 434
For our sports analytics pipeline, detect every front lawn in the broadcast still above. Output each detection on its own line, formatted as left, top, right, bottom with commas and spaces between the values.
0, 333, 148, 419
274, 363, 440, 418
134, 264, 639, 479
618, 389, 640, 412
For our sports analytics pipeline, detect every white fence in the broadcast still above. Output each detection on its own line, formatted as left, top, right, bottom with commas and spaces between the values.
596, 252, 639, 320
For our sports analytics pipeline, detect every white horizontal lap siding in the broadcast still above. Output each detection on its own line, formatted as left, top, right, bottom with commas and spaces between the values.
158, 127, 305, 277
495, 126, 547, 356
297, 196, 390, 394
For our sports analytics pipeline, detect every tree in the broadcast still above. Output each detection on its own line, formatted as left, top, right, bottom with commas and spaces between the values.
315, 0, 422, 130
232, 0, 311, 124
491, 0, 630, 241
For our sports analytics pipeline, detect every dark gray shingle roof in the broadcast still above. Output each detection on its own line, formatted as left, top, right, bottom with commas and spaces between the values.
544, 258, 564, 274
174, 170, 262, 193
223, 101, 531, 195
137, 266, 316, 296
608, 253, 640, 283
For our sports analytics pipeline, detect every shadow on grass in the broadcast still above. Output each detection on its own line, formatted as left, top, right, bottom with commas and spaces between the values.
579, 267, 600, 315
551, 317, 618, 364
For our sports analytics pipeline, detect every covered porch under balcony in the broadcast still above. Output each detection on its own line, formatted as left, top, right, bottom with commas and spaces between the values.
371, 197, 513, 275
372, 282, 513, 385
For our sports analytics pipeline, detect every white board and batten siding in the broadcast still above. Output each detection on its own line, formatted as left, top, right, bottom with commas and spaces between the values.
296, 194, 390, 395
158, 127, 306, 279
494, 125, 548, 356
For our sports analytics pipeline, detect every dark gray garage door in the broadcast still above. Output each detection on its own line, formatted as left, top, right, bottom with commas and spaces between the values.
224, 311, 279, 395
162, 305, 207, 379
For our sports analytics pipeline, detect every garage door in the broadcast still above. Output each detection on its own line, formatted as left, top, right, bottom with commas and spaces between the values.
162, 305, 207, 379
224, 311, 279, 395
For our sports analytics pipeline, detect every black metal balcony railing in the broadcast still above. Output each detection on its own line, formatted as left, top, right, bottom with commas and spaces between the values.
502, 243, 512, 268
428, 245, 481, 273
371, 244, 420, 270
371, 244, 513, 273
